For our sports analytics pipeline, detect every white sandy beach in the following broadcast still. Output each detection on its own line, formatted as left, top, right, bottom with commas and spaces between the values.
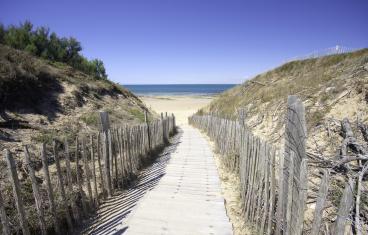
141, 95, 214, 125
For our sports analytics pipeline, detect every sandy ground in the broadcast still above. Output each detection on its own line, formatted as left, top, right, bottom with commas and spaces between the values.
141, 95, 213, 125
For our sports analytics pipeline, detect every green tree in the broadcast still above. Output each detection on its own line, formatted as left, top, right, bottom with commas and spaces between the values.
91, 59, 108, 79
1, 21, 108, 80
0, 24, 5, 44
31, 26, 50, 57
4, 21, 33, 50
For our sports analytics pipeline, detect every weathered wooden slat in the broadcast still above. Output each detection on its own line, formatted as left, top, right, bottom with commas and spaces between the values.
100, 112, 112, 196
97, 132, 106, 198
333, 178, 355, 235
53, 141, 74, 230
294, 158, 308, 235
355, 162, 368, 235
5, 149, 30, 235
75, 137, 89, 216
111, 129, 118, 187
0, 182, 10, 235
108, 129, 114, 192
90, 135, 99, 205
283, 95, 307, 235
82, 138, 93, 210
259, 144, 270, 235
64, 138, 80, 222
24, 146, 47, 235
40, 144, 60, 234
102, 131, 112, 197
311, 169, 330, 235
267, 147, 276, 235
285, 153, 295, 235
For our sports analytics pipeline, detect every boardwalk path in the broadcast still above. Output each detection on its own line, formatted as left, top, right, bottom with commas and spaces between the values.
82, 125, 232, 235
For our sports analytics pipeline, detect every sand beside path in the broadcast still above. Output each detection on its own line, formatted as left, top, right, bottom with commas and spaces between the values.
141, 95, 213, 125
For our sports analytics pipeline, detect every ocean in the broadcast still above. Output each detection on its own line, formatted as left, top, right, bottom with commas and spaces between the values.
124, 84, 237, 96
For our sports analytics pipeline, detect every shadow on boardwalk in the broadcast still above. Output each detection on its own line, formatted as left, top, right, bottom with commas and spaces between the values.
78, 129, 183, 235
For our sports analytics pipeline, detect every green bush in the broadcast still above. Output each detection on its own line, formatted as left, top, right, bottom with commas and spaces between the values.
129, 108, 145, 122
80, 113, 99, 126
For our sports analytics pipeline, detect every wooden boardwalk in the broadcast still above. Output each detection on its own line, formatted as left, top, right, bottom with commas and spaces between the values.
122, 125, 232, 235
81, 125, 232, 235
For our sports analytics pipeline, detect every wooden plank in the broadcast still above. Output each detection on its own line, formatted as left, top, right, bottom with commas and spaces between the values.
103, 131, 112, 197
333, 178, 355, 235
24, 146, 47, 235
108, 130, 114, 192
90, 135, 99, 206
113, 129, 118, 186
40, 144, 60, 234
285, 153, 295, 235
5, 149, 30, 235
253, 141, 265, 227
64, 138, 80, 222
53, 141, 74, 230
294, 158, 308, 235
0, 181, 11, 235
96, 132, 106, 198
75, 137, 89, 216
82, 138, 94, 210
275, 149, 285, 235
259, 144, 270, 235
355, 162, 368, 235
267, 147, 276, 235
117, 128, 125, 186
311, 170, 330, 235
99, 111, 110, 132
283, 95, 307, 235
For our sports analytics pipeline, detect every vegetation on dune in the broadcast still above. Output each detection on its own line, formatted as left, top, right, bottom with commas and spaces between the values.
0, 21, 107, 80
201, 48, 368, 130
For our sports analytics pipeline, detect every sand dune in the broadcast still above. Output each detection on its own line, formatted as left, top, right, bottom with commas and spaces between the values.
141, 95, 213, 125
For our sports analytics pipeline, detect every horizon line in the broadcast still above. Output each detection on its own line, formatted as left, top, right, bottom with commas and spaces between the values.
122, 83, 239, 85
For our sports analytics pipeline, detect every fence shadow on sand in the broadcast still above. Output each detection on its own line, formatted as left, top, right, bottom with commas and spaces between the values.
79, 128, 183, 235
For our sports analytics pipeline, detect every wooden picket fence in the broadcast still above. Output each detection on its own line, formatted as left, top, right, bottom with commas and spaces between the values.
189, 95, 356, 235
0, 111, 176, 235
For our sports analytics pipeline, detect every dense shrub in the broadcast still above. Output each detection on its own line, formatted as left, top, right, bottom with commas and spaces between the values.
0, 21, 107, 80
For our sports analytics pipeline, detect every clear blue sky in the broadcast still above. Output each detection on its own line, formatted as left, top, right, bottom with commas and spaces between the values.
1, 0, 367, 84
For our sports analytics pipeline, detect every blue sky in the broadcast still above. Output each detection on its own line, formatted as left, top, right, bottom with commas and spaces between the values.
1, 0, 367, 84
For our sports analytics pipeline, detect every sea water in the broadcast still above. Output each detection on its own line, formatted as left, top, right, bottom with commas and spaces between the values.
123, 84, 236, 96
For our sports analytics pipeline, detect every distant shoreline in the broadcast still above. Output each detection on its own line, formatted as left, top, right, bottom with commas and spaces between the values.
124, 84, 235, 98
137, 94, 218, 99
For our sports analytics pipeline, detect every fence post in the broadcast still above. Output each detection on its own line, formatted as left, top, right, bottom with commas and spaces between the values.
0, 182, 10, 235
311, 170, 330, 235
97, 132, 106, 198
295, 158, 308, 235
108, 130, 115, 190
100, 111, 112, 197
64, 138, 80, 222
82, 138, 94, 210
172, 113, 176, 132
90, 135, 99, 205
40, 144, 60, 234
5, 149, 30, 235
161, 112, 166, 144
145, 111, 152, 152
53, 140, 74, 230
282, 95, 307, 235
333, 178, 355, 235
75, 137, 89, 216
267, 147, 276, 235
24, 146, 47, 235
